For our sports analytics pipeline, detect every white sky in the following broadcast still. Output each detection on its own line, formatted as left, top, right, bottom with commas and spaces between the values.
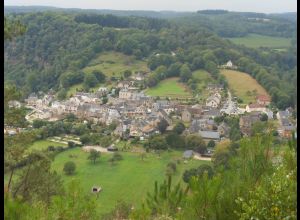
4, 0, 297, 13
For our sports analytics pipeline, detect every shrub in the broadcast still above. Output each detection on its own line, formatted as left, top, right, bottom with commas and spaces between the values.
63, 161, 76, 175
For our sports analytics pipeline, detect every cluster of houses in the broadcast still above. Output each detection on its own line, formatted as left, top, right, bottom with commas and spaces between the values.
19, 76, 296, 141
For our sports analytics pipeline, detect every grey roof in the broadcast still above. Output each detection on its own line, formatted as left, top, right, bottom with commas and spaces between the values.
199, 131, 220, 139
278, 110, 290, 119
183, 150, 194, 158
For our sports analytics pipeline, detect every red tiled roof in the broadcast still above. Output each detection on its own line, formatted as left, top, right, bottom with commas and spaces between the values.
256, 95, 270, 101
248, 103, 265, 108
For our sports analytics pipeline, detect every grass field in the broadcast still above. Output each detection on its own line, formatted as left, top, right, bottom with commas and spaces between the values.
83, 51, 149, 77
51, 147, 209, 215
226, 34, 291, 49
220, 69, 270, 104
27, 140, 67, 152
145, 77, 192, 99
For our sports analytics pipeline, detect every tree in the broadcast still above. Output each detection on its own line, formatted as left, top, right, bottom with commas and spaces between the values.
144, 176, 188, 217
157, 118, 169, 133
260, 113, 268, 121
146, 135, 169, 150
173, 122, 185, 134
12, 152, 64, 205
92, 70, 106, 83
4, 17, 26, 40
57, 88, 67, 100
84, 73, 99, 89
87, 149, 101, 164
185, 134, 206, 154
109, 152, 123, 165
68, 141, 75, 148
182, 164, 213, 183
123, 70, 132, 78
180, 64, 192, 82
63, 161, 76, 175
207, 140, 216, 148
166, 132, 186, 149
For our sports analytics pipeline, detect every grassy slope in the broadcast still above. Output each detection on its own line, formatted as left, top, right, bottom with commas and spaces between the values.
66, 51, 149, 97
51, 147, 209, 215
82, 51, 149, 77
226, 34, 291, 48
145, 77, 192, 98
220, 69, 269, 104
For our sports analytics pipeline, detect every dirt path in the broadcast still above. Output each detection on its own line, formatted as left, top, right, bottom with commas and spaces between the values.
82, 146, 112, 153
193, 154, 212, 161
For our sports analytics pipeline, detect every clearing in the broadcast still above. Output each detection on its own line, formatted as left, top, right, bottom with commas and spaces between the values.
145, 77, 192, 99
226, 34, 291, 49
51, 147, 209, 215
220, 69, 269, 104
82, 51, 149, 77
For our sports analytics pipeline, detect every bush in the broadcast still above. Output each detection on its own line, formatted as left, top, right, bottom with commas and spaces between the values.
63, 161, 76, 175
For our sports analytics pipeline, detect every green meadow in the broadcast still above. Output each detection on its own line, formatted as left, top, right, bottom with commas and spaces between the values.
145, 77, 192, 98
51, 147, 209, 215
227, 34, 291, 49
83, 51, 149, 77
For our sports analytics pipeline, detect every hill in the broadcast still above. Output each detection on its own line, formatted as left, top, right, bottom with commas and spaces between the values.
83, 51, 149, 77
220, 69, 269, 104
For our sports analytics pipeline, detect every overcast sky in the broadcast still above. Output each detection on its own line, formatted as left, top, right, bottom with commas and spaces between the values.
4, 0, 297, 13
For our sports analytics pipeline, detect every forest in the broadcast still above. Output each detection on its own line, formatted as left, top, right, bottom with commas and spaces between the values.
4, 8, 296, 109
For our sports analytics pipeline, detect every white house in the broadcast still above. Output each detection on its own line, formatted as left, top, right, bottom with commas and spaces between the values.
206, 96, 221, 108
119, 89, 132, 99
245, 103, 267, 113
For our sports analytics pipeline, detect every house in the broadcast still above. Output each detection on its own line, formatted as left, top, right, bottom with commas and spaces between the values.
217, 122, 230, 137
199, 131, 220, 142
181, 109, 192, 122
97, 87, 108, 96
117, 81, 131, 89
245, 103, 267, 113
262, 109, 274, 119
276, 110, 295, 138
239, 114, 260, 136
202, 108, 221, 119
256, 95, 271, 106
119, 89, 132, 99
276, 110, 291, 122
8, 100, 21, 108
183, 150, 194, 159
221, 60, 237, 69
207, 83, 223, 91
206, 95, 221, 108
157, 109, 172, 125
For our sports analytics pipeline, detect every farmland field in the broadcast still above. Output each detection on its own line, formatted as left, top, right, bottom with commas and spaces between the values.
220, 69, 270, 104
82, 51, 149, 77
145, 77, 192, 98
226, 34, 291, 49
51, 147, 209, 215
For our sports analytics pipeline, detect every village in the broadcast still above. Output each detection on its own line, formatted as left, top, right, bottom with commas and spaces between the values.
6, 67, 296, 146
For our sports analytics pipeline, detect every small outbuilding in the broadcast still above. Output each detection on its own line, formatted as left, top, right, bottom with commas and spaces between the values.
183, 150, 194, 159
107, 144, 118, 152
91, 186, 102, 193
